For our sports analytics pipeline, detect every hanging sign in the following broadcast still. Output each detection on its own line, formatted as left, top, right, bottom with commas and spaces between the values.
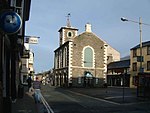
0, 11, 22, 34
25, 36, 39, 44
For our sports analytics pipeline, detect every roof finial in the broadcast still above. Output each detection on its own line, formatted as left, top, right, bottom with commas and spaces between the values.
66, 13, 71, 27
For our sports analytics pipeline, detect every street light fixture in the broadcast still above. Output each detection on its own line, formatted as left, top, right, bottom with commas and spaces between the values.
121, 17, 150, 98
121, 17, 128, 22
121, 17, 143, 73
121, 17, 144, 101
121, 17, 150, 72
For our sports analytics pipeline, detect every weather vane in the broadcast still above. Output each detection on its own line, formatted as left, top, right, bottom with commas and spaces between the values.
66, 13, 71, 27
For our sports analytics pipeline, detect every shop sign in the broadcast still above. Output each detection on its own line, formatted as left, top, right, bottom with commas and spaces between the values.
25, 36, 39, 44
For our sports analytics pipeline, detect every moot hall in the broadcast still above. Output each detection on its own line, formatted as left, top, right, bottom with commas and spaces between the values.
53, 19, 120, 87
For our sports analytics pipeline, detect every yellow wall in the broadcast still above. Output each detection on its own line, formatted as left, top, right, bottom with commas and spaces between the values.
130, 46, 150, 87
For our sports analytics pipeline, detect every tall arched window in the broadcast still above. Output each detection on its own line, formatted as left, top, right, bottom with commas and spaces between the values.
84, 47, 93, 67
63, 47, 67, 67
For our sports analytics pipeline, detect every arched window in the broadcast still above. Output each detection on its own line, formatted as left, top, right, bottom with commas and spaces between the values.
84, 47, 93, 67
63, 47, 67, 67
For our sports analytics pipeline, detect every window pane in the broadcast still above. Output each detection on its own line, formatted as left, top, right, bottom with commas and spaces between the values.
84, 47, 93, 67
133, 49, 137, 57
147, 61, 150, 71
147, 46, 150, 55
133, 63, 137, 71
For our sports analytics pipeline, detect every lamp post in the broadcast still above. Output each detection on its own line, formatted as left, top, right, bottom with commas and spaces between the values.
121, 17, 144, 73
121, 17, 150, 97
121, 17, 150, 72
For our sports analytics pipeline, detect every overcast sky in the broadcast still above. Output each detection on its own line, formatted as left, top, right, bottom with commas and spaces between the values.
25, 0, 150, 73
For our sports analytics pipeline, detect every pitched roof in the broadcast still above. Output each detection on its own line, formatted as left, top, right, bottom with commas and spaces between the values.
120, 55, 130, 60
130, 41, 150, 50
75, 32, 105, 44
107, 59, 130, 69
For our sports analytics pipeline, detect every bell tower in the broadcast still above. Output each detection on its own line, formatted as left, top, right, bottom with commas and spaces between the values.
58, 14, 78, 46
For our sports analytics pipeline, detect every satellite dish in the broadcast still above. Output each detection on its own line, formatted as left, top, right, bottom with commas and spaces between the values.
0, 11, 22, 34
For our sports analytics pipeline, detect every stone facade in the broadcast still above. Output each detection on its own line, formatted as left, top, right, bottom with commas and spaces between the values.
71, 32, 105, 87
54, 23, 120, 87
130, 41, 150, 88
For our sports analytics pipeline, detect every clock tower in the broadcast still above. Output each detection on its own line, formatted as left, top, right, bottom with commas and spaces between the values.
58, 14, 78, 46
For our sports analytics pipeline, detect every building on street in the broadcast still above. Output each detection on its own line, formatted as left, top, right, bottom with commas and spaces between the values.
20, 43, 34, 85
130, 41, 150, 97
107, 58, 130, 87
0, 0, 31, 113
130, 41, 150, 87
53, 20, 120, 87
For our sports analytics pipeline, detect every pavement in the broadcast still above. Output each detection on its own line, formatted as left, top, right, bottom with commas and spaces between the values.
11, 86, 46, 113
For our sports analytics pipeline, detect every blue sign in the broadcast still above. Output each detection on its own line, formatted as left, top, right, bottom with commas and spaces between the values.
0, 11, 22, 34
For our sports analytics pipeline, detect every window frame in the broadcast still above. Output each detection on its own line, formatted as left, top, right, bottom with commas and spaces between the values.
67, 31, 73, 38
133, 49, 137, 57
83, 46, 94, 68
147, 61, 150, 71
147, 46, 150, 55
133, 62, 137, 71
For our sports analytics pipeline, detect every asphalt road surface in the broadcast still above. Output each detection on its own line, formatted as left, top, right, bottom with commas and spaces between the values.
41, 85, 150, 113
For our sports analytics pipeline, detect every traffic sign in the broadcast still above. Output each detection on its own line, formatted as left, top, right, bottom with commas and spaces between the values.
0, 11, 22, 34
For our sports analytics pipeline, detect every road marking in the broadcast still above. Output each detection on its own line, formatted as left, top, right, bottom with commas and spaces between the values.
105, 96, 134, 99
67, 90, 150, 106
46, 86, 150, 106
40, 93, 55, 113
67, 90, 121, 105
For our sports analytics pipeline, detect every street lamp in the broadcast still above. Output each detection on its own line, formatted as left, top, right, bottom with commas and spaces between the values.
121, 17, 143, 73
121, 17, 150, 97
121, 17, 150, 72
121, 17, 143, 101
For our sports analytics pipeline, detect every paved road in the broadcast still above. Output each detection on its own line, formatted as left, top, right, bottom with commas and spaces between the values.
41, 85, 150, 113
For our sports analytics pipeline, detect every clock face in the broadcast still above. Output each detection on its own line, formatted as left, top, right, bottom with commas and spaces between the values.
67, 31, 73, 38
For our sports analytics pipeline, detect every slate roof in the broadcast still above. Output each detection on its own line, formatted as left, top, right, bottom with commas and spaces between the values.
130, 41, 150, 50
107, 59, 130, 69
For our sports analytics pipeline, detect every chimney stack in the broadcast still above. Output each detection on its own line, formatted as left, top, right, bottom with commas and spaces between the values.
85, 23, 92, 32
